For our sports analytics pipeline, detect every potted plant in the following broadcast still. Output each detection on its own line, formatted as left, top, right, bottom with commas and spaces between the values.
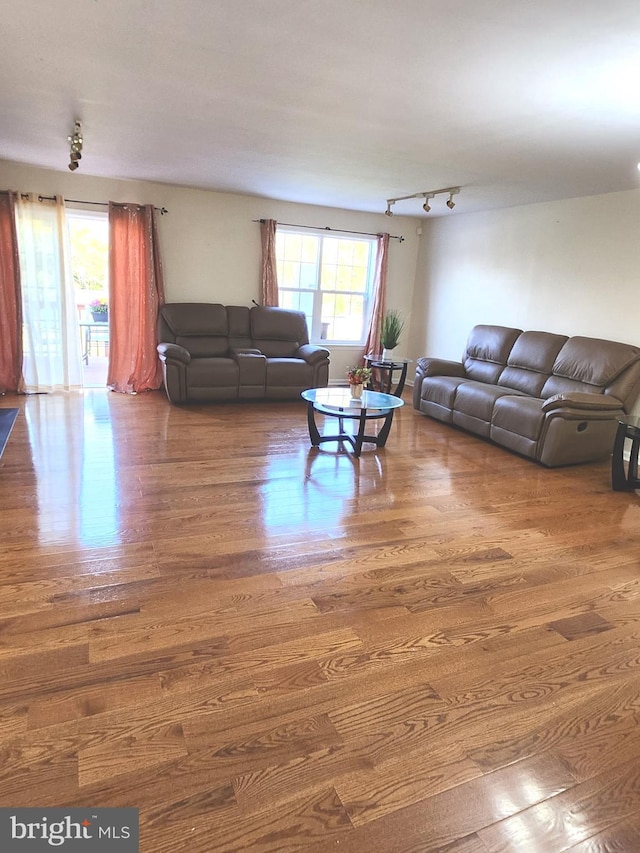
380, 309, 405, 359
90, 298, 109, 323
346, 365, 372, 400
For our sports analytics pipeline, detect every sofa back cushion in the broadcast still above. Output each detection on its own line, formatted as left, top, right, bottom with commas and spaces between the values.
160, 303, 228, 337
541, 336, 640, 399
498, 331, 568, 396
158, 303, 231, 357
463, 325, 522, 384
250, 306, 309, 357
227, 305, 252, 350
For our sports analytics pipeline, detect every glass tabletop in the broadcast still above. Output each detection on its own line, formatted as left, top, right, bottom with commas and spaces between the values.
365, 354, 412, 365
302, 387, 405, 411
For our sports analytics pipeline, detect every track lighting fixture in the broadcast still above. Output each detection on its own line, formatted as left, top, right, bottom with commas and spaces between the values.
385, 186, 461, 216
67, 121, 83, 172
446, 189, 459, 209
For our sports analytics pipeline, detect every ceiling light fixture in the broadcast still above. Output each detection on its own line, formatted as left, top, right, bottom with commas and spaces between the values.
385, 186, 461, 216
68, 120, 83, 172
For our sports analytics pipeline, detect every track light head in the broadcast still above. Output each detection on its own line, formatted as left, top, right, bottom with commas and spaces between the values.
385, 201, 394, 217
67, 120, 83, 172
423, 193, 433, 213
446, 188, 460, 210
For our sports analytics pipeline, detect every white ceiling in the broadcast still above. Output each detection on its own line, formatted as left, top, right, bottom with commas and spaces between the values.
3, 0, 640, 217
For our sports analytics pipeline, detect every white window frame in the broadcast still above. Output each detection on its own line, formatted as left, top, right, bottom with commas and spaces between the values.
276, 226, 377, 346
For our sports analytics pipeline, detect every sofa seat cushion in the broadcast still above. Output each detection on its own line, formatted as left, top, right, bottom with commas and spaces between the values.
420, 376, 469, 409
492, 395, 546, 441
266, 358, 314, 385
454, 381, 526, 422
188, 357, 239, 387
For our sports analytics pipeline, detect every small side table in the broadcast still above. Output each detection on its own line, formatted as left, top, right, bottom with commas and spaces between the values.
364, 355, 412, 397
611, 415, 640, 491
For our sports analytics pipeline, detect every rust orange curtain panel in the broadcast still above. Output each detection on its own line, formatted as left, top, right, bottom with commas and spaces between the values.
107, 203, 165, 394
260, 218, 279, 306
362, 232, 389, 362
0, 191, 23, 393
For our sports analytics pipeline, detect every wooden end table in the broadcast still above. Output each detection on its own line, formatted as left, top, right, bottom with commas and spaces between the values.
364, 355, 412, 397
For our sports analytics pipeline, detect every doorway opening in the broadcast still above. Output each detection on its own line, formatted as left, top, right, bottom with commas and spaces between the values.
67, 210, 109, 388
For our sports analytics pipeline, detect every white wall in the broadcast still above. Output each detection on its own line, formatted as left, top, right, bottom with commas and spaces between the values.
0, 159, 421, 383
410, 189, 640, 365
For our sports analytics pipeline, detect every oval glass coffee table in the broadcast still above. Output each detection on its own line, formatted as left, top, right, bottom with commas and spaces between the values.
301, 387, 404, 457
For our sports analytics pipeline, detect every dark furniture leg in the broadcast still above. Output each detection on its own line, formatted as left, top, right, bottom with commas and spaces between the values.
307, 400, 322, 446
612, 422, 640, 491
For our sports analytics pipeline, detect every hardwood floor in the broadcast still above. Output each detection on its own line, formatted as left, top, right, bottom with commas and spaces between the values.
1, 388, 640, 852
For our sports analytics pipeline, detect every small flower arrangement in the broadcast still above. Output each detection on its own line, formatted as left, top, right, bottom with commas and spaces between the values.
90, 298, 109, 314
346, 366, 372, 386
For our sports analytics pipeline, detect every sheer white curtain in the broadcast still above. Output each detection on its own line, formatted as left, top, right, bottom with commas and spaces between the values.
15, 195, 83, 392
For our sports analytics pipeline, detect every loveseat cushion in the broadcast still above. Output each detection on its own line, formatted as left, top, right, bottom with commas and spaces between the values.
250, 306, 308, 356
266, 358, 315, 385
162, 303, 229, 337
176, 335, 229, 358
160, 303, 232, 358
188, 357, 239, 387
227, 305, 253, 350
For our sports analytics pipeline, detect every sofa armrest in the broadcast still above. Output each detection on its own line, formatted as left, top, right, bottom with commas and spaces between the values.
542, 392, 624, 413
157, 342, 191, 365
416, 357, 466, 378
295, 344, 330, 365
231, 350, 267, 389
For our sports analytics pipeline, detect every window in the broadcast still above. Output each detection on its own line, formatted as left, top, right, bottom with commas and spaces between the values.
275, 228, 376, 344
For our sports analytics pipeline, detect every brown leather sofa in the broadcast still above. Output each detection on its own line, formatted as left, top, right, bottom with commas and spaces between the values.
157, 303, 330, 404
413, 325, 640, 467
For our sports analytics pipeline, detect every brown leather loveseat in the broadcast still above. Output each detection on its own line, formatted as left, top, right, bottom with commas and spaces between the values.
413, 325, 640, 467
157, 303, 330, 404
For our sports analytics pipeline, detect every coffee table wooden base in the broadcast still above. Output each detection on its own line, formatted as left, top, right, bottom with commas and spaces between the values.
306, 404, 396, 457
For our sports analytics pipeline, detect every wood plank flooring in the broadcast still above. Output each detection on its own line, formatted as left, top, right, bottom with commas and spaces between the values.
1, 388, 640, 852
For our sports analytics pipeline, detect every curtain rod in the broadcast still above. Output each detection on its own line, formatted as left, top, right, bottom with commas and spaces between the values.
34, 194, 168, 215
254, 218, 404, 242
